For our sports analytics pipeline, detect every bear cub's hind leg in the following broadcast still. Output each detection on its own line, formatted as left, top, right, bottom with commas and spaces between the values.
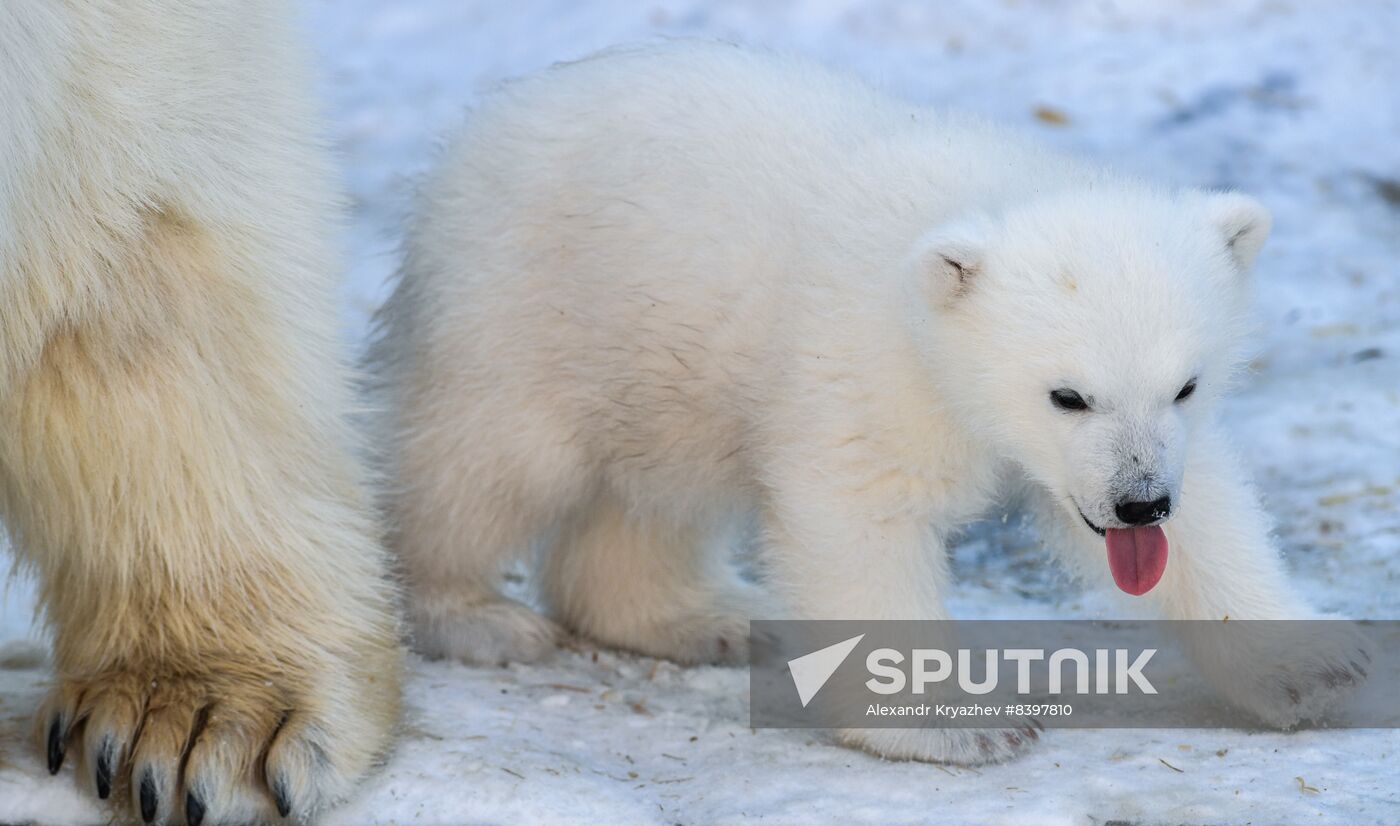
541, 494, 764, 665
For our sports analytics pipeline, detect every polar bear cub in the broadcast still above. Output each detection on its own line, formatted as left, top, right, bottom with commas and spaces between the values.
373, 41, 1360, 764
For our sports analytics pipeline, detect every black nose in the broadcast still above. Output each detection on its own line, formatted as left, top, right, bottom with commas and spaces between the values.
1115, 496, 1171, 526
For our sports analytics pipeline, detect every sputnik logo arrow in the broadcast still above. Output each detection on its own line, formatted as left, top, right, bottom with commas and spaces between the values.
787, 634, 864, 707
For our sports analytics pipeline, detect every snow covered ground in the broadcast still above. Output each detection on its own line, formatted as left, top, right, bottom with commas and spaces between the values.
3, 1, 1399, 823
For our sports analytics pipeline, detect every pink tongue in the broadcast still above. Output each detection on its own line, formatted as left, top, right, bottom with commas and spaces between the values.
1104, 526, 1169, 595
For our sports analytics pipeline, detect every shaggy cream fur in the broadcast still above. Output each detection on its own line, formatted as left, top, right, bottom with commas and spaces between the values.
1, 1, 402, 822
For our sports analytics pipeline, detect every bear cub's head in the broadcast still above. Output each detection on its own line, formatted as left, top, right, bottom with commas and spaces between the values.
907, 187, 1271, 595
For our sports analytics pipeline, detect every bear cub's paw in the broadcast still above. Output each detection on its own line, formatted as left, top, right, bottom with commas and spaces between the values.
840, 721, 1044, 766
621, 605, 756, 666
572, 588, 771, 666
412, 596, 562, 666
1214, 624, 1373, 729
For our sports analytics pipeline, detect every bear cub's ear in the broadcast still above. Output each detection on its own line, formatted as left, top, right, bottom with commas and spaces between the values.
1205, 192, 1272, 273
911, 218, 990, 305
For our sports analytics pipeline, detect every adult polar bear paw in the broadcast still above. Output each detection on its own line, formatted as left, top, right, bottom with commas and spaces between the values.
37, 655, 396, 825
840, 721, 1043, 766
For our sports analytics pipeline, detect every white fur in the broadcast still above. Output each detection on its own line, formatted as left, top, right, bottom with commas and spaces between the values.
374, 41, 1353, 764
1, 1, 401, 820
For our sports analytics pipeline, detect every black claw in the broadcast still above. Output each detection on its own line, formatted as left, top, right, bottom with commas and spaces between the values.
47, 717, 65, 775
95, 739, 113, 799
272, 778, 292, 818
139, 771, 157, 823
186, 791, 206, 826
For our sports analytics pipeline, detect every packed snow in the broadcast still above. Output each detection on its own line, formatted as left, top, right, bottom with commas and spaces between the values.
2, 1, 1398, 823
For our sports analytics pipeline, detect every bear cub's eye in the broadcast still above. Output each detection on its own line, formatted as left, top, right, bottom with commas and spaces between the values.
1049, 389, 1089, 412
1175, 379, 1198, 403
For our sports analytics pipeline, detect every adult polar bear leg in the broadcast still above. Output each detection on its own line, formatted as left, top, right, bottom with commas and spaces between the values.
1034, 424, 1369, 727
1, 1, 401, 822
540, 493, 765, 665
761, 467, 1040, 766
